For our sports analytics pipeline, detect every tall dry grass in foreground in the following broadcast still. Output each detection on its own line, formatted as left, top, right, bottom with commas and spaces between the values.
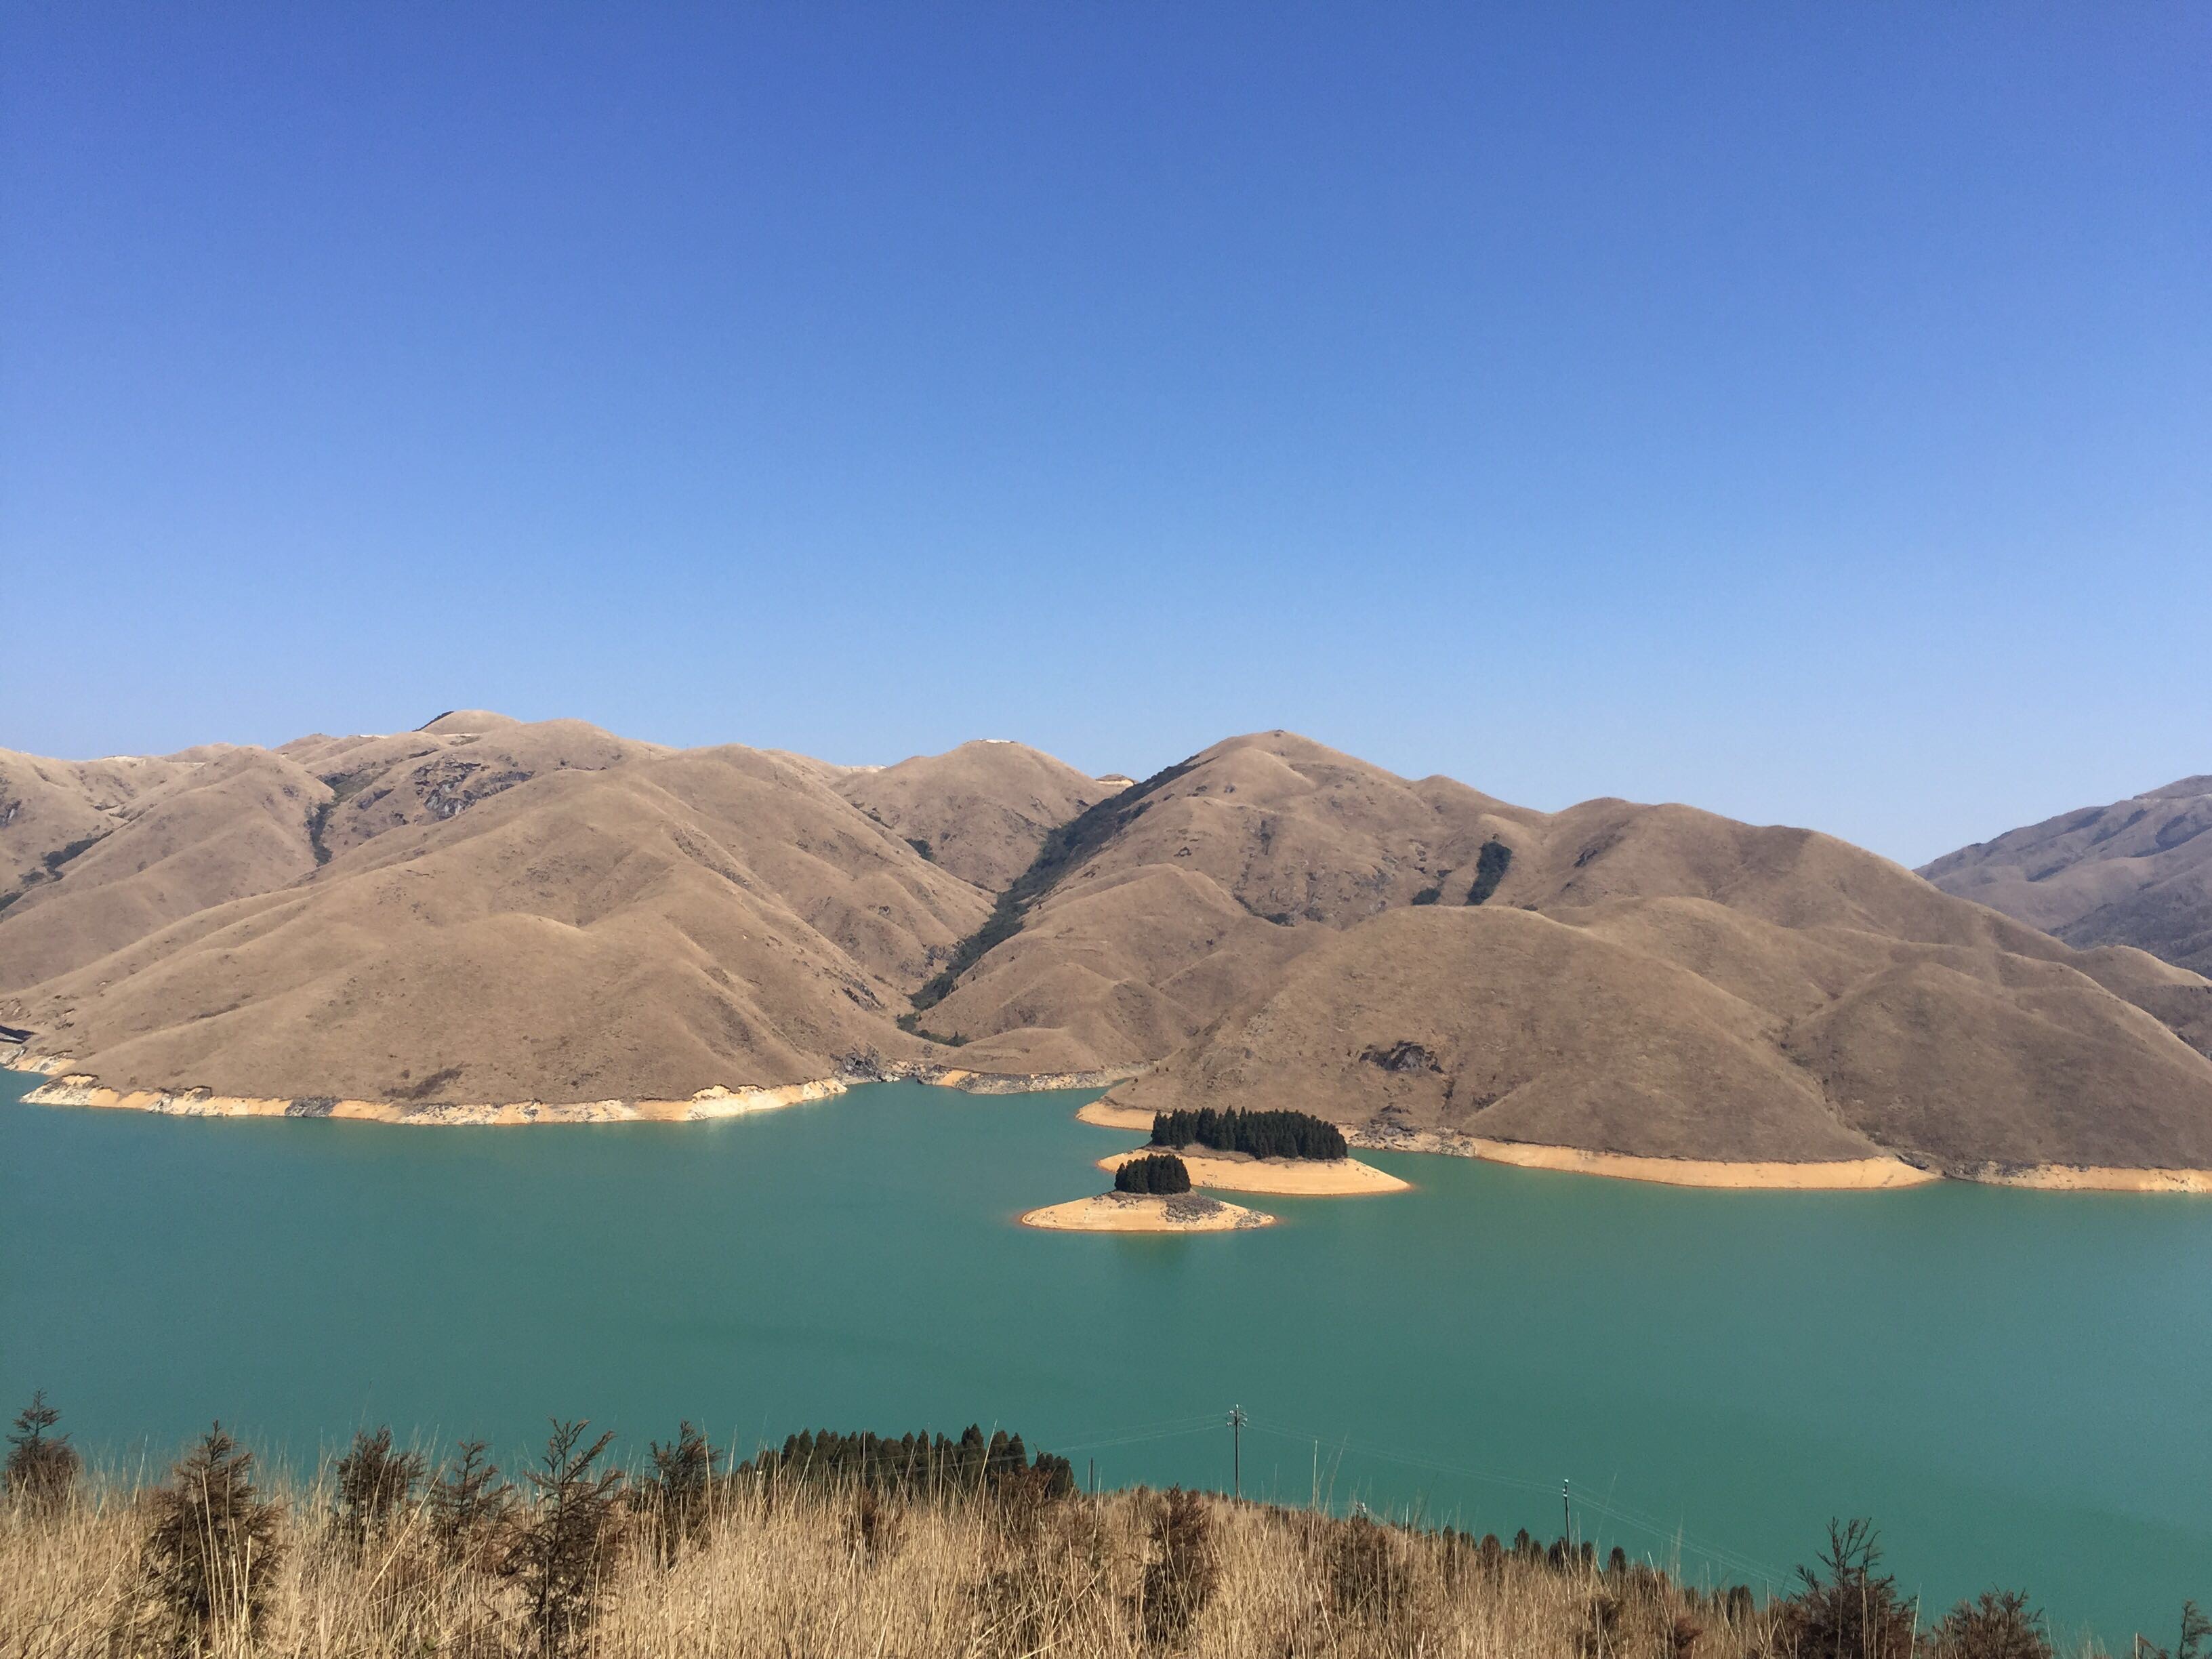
2, 1469, 1765, 1659
4, 1407, 2161, 1659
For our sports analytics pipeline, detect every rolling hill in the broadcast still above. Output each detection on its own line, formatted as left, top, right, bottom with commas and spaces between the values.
1921, 775, 2212, 977
5, 718, 2211, 1179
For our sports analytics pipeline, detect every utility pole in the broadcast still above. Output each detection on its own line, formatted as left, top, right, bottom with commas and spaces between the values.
1088, 1458, 1096, 1498
1227, 1405, 1248, 1500
1562, 1479, 1572, 1549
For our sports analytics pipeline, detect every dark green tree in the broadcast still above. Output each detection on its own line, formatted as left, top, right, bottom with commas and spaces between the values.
333, 1426, 426, 1557
1149, 1107, 1345, 1161
639, 1420, 718, 1566
4, 1390, 80, 1514
428, 1439, 515, 1565
1466, 838, 1513, 905
138, 1423, 285, 1650
1116, 1153, 1193, 1194
1929, 1589, 2053, 1659
1772, 1519, 1917, 1659
508, 1420, 626, 1656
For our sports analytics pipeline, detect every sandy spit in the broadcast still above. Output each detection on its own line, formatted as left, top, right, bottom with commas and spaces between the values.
1075, 1099, 1157, 1131
1095, 1146, 1408, 1195
1019, 1191, 1274, 1232
1352, 1125, 1940, 1189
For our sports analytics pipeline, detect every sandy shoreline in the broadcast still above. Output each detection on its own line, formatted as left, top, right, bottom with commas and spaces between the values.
1095, 1145, 1409, 1195
0, 1052, 1138, 1128
1075, 1099, 1157, 1131
1019, 1191, 1274, 1232
11, 1049, 2209, 1194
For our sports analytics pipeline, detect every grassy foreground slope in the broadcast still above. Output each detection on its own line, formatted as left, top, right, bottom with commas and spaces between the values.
5, 1411, 2132, 1659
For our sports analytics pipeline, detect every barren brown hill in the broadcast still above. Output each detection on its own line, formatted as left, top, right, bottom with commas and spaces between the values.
836, 741, 1108, 891
0, 747, 329, 991
1921, 775, 2212, 977
4, 731, 990, 1103
915, 733, 1541, 1071
907, 733, 2212, 1174
6, 719, 2211, 1177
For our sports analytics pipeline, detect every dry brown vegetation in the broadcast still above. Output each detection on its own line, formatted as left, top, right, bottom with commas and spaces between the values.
5, 1407, 2150, 1659
7, 719, 2212, 1172
1921, 775, 2212, 978
1, 1462, 1777, 1659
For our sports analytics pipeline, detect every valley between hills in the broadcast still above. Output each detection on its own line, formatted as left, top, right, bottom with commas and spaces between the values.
4, 711, 2211, 1191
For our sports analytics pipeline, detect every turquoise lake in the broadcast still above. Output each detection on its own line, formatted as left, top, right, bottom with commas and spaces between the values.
3, 1067, 2207, 1641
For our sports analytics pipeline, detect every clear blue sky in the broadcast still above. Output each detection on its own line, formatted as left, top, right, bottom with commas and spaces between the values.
3, 4, 2205, 865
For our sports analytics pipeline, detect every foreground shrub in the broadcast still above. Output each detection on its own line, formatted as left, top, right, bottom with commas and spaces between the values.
4, 1390, 80, 1515
1326, 1513, 1412, 1626
134, 1422, 285, 1652
1770, 1519, 1916, 1659
509, 1418, 626, 1656
1927, 1589, 2053, 1659
638, 1420, 718, 1566
430, 1437, 516, 1568
1139, 1487, 1217, 1647
333, 1425, 427, 1557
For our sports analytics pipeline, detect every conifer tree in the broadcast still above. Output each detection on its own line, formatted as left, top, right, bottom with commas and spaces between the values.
429, 1439, 515, 1564
509, 1419, 626, 1656
3, 1390, 80, 1515
333, 1426, 426, 1557
139, 1423, 285, 1647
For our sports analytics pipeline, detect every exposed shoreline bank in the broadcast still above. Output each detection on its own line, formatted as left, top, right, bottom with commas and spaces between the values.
11, 1049, 2210, 1193
1348, 1123, 2212, 1193
0, 1050, 1139, 1128
1019, 1191, 1274, 1231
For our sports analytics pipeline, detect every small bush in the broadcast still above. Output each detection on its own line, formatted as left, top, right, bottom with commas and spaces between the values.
638, 1420, 717, 1566
1115, 1153, 1193, 1195
1327, 1513, 1411, 1624
846, 1483, 903, 1564
429, 1438, 515, 1567
1139, 1487, 1216, 1647
1771, 1519, 1917, 1659
4, 1389, 80, 1515
508, 1419, 626, 1656
1929, 1589, 2053, 1659
136, 1423, 285, 1651
333, 1425, 426, 1557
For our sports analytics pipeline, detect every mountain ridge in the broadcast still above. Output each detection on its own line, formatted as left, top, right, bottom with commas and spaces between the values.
5, 716, 2211, 1183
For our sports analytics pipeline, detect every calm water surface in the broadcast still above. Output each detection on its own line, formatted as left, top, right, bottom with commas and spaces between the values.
3, 1069, 2207, 1639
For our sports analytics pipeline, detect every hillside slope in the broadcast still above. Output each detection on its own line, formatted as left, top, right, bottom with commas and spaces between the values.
909, 734, 2212, 1174
836, 741, 1109, 891
6, 721, 2211, 1176
1921, 775, 2212, 977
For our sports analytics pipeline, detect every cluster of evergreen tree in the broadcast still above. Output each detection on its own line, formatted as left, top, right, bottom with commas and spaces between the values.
1465, 838, 1513, 905
1150, 1107, 1347, 1161
1113, 1153, 1193, 1195
734, 1426, 1074, 1500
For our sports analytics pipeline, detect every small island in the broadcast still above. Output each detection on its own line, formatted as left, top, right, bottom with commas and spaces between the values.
1091, 1106, 1412, 1196
1019, 1151, 1275, 1232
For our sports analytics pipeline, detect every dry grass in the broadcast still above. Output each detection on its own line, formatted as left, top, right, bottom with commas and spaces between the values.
2, 1469, 1780, 1659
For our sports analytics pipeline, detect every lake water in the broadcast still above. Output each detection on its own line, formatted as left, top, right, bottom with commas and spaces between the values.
3, 1068, 2207, 1641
